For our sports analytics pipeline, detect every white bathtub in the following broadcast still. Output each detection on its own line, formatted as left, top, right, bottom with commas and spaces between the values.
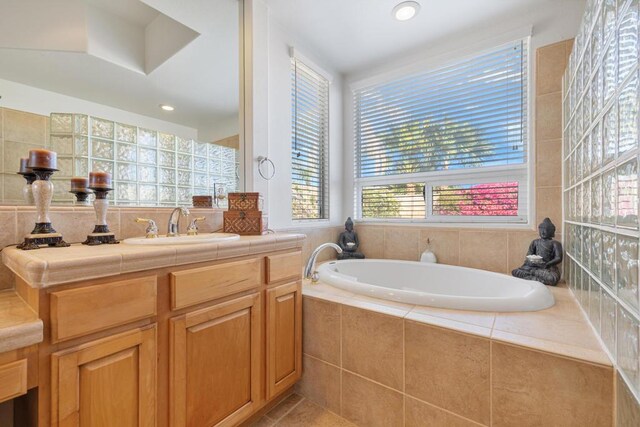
316, 259, 554, 312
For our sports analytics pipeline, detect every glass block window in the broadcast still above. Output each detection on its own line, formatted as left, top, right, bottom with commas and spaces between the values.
48, 113, 239, 206
563, 0, 640, 401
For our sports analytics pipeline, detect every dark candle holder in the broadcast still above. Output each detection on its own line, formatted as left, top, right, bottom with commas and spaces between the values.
82, 187, 119, 245
17, 171, 36, 205
17, 168, 70, 250
69, 189, 93, 205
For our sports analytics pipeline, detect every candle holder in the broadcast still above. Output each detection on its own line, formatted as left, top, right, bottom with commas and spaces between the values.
69, 189, 93, 205
83, 186, 119, 245
18, 171, 36, 205
17, 168, 70, 250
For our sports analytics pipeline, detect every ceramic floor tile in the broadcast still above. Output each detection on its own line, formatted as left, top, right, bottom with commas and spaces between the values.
275, 400, 355, 427
265, 393, 304, 421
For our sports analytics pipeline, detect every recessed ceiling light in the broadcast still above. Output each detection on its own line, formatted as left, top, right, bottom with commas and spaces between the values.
393, 1, 420, 21
160, 104, 175, 111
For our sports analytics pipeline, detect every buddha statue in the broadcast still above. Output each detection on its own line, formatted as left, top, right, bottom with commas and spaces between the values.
337, 217, 365, 260
512, 218, 563, 286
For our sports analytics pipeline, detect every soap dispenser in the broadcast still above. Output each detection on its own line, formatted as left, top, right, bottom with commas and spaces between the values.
420, 239, 437, 263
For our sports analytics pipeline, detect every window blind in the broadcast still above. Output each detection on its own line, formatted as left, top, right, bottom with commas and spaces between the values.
431, 181, 519, 216
354, 39, 529, 222
291, 58, 330, 220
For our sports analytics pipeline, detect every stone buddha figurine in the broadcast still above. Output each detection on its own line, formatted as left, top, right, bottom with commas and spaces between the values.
337, 217, 365, 260
512, 218, 563, 286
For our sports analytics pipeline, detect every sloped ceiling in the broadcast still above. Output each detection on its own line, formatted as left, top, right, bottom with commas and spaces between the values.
0, 0, 239, 135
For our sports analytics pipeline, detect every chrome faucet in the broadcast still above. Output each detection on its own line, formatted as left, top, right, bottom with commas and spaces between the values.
304, 243, 343, 283
167, 207, 190, 237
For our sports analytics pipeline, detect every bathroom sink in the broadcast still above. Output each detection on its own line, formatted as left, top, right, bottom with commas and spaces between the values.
122, 233, 240, 245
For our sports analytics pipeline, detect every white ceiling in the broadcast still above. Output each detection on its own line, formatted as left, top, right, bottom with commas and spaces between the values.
0, 0, 239, 137
266, 0, 586, 74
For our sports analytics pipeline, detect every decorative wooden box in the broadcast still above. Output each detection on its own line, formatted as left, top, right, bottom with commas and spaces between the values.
228, 192, 261, 211
223, 210, 267, 235
192, 195, 213, 208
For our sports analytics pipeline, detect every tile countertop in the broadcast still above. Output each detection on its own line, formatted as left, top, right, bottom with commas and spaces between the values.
0, 289, 43, 353
2, 233, 305, 289
303, 280, 612, 367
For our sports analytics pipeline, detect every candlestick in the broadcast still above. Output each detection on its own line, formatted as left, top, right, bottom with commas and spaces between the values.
17, 167, 70, 250
89, 171, 112, 188
18, 158, 36, 205
70, 177, 89, 191
19, 158, 31, 174
83, 182, 118, 245
27, 149, 57, 170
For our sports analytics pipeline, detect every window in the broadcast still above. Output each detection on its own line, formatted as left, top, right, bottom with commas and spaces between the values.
291, 57, 330, 220
354, 39, 530, 223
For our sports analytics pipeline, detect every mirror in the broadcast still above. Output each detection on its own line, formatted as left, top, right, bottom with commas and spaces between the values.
0, 0, 243, 206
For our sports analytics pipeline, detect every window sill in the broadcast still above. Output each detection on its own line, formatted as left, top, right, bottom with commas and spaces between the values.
354, 219, 536, 231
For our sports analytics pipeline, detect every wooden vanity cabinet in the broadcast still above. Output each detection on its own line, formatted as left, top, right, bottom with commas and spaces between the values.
50, 324, 157, 426
169, 293, 262, 427
265, 281, 302, 399
17, 247, 303, 427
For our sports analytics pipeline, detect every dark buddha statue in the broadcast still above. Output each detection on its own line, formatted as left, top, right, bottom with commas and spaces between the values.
337, 217, 365, 260
512, 218, 563, 286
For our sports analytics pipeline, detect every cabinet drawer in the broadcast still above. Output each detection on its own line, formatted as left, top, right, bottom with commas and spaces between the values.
50, 276, 157, 343
170, 258, 262, 310
0, 359, 27, 403
267, 251, 302, 284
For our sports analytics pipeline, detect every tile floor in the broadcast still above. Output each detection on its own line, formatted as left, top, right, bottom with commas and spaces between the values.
251, 393, 354, 427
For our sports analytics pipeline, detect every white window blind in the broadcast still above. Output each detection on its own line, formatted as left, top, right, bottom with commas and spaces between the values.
354, 39, 529, 223
291, 58, 330, 220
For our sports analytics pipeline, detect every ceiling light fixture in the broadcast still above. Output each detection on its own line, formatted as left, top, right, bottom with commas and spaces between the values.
160, 104, 175, 111
393, 1, 420, 21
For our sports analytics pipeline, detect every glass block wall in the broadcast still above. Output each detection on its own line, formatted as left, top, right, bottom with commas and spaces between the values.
48, 113, 239, 206
563, 0, 640, 401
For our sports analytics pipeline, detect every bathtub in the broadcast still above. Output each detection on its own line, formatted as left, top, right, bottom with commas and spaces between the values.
316, 259, 554, 312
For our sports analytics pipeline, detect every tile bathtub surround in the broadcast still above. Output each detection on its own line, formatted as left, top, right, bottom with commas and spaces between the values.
563, 0, 640, 412
297, 284, 614, 426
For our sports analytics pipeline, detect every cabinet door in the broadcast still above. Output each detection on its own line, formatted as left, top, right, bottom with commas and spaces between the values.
170, 293, 261, 427
266, 281, 302, 399
51, 325, 157, 427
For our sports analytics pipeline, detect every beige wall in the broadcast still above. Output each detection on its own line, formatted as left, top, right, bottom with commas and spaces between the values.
0, 108, 50, 204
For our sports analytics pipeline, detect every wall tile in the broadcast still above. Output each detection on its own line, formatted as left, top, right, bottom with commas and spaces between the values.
296, 355, 341, 415
536, 140, 562, 187
341, 305, 403, 391
617, 372, 640, 427
405, 396, 479, 427
383, 227, 418, 261
302, 297, 341, 365
536, 186, 563, 228
459, 231, 508, 273
3, 108, 46, 145
492, 342, 613, 426
418, 229, 459, 265
405, 321, 490, 424
357, 226, 384, 259
537, 41, 568, 95
536, 92, 563, 140
341, 371, 404, 427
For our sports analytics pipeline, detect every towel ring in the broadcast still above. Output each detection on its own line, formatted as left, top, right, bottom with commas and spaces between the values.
257, 156, 276, 180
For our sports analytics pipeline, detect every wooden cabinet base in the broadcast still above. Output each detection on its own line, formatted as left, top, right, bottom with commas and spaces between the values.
51, 325, 157, 427
15, 247, 303, 427
170, 293, 262, 427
